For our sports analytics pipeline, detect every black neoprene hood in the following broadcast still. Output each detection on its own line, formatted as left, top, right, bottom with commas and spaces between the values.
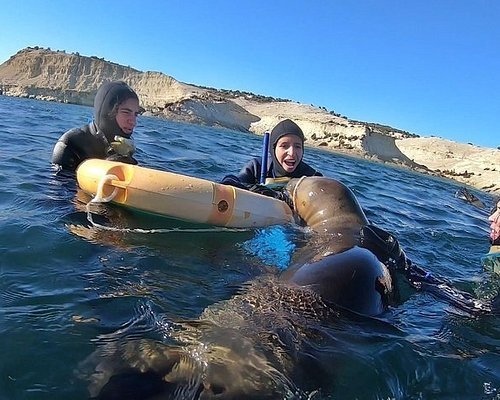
93, 81, 139, 140
269, 119, 305, 177
270, 119, 305, 148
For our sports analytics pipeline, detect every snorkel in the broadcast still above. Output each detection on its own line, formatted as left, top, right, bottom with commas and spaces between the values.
261, 130, 292, 189
260, 132, 270, 184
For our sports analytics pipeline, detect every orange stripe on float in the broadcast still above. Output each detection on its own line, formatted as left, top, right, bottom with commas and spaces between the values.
207, 183, 236, 226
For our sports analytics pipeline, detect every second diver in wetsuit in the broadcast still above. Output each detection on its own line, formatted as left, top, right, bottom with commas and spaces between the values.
221, 119, 322, 188
51, 80, 141, 171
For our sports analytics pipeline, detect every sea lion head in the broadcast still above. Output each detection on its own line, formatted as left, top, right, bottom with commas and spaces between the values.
286, 176, 368, 235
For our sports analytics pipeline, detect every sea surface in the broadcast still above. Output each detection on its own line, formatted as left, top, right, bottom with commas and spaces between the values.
0, 95, 498, 400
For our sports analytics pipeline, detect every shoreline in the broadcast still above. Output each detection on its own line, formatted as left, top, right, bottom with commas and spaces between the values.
301, 135, 498, 200
2, 91, 498, 198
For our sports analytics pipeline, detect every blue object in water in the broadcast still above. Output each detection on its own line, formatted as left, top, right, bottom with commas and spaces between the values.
241, 225, 295, 270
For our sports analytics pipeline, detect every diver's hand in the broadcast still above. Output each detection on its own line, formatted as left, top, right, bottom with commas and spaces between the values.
109, 136, 136, 157
359, 225, 408, 270
249, 185, 293, 208
248, 184, 280, 197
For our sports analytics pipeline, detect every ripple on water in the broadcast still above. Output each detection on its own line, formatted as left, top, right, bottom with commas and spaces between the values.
0, 96, 498, 399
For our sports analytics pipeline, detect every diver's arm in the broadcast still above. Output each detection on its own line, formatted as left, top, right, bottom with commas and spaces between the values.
236, 158, 262, 185
360, 224, 495, 315
220, 158, 262, 188
220, 174, 249, 189
51, 137, 82, 171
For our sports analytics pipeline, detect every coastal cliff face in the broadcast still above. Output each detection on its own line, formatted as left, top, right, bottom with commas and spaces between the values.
0, 47, 204, 106
1, 47, 498, 194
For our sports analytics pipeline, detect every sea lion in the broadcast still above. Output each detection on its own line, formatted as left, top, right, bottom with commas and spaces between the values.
282, 176, 393, 316
80, 177, 395, 399
455, 187, 485, 209
82, 277, 340, 399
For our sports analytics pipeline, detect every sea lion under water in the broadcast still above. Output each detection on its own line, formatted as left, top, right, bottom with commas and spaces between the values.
79, 177, 395, 399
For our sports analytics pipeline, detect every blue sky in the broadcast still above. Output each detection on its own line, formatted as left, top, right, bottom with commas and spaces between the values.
1, 0, 498, 148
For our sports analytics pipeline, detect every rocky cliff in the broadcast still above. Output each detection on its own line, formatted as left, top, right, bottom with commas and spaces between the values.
1, 47, 498, 195
0, 47, 205, 106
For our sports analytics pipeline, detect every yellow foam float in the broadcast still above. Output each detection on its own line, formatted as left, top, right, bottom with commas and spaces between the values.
76, 159, 294, 228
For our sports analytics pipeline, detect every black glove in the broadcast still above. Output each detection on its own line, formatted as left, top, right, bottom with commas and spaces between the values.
359, 224, 408, 270
248, 184, 280, 197
274, 190, 294, 209
249, 185, 293, 209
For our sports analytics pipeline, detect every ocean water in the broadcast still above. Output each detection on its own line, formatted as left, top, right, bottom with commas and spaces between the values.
0, 95, 498, 400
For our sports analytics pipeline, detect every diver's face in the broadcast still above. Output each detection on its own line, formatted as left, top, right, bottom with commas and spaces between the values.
489, 200, 500, 243
115, 98, 140, 136
274, 134, 303, 173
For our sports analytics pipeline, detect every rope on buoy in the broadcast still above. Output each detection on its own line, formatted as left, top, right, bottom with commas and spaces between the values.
90, 174, 119, 203
85, 173, 119, 228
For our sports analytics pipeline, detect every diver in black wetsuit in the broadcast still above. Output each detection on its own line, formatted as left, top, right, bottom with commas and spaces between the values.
221, 119, 322, 189
51, 81, 141, 171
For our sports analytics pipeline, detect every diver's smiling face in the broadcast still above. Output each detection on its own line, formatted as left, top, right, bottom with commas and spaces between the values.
274, 134, 303, 173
